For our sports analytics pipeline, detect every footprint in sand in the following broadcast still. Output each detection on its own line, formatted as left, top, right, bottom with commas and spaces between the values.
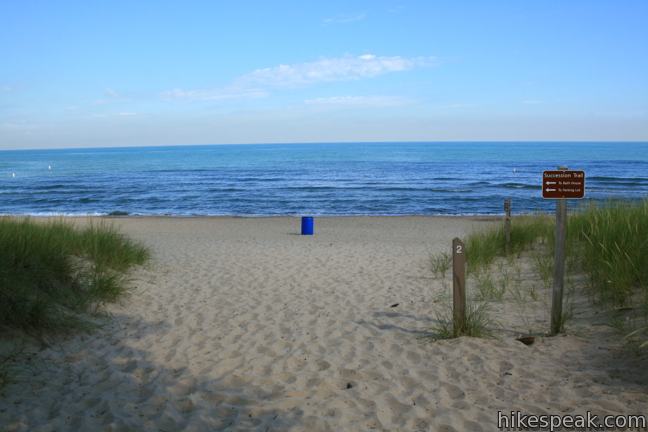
406, 350, 421, 363
316, 359, 331, 371
444, 383, 466, 400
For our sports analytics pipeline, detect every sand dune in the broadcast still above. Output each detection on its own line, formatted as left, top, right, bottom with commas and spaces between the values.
1, 217, 646, 431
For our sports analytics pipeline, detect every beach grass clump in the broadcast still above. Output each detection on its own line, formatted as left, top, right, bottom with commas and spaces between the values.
474, 271, 506, 301
532, 249, 554, 290
460, 199, 648, 345
429, 301, 496, 340
77, 223, 150, 273
567, 200, 648, 348
567, 200, 648, 306
430, 251, 451, 279
0, 217, 149, 331
466, 215, 552, 273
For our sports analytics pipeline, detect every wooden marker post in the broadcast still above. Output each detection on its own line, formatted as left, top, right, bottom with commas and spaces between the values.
550, 166, 568, 335
452, 238, 466, 337
550, 197, 567, 335
504, 199, 511, 254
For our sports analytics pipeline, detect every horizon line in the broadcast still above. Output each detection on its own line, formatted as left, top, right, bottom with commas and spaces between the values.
2, 139, 648, 152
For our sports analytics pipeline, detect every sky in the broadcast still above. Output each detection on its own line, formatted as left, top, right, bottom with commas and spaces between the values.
1, 0, 647, 149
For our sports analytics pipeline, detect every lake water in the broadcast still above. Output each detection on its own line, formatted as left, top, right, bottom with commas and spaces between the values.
1, 142, 647, 216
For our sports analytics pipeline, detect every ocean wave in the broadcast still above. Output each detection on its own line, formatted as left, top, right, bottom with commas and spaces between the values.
500, 182, 539, 190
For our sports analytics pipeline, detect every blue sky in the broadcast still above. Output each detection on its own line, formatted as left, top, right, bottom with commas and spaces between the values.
1, 0, 647, 149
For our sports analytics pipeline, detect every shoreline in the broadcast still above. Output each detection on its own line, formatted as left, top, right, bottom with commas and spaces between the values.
2, 214, 524, 222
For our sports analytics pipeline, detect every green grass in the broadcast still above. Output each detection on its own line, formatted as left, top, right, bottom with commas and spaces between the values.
429, 301, 496, 339
464, 200, 648, 305
465, 215, 552, 273
474, 271, 506, 301
430, 251, 451, 279
532, 249, 553, 290
567, 200, 648, 306
461, 199, 648, 346
0, 217, 149, 331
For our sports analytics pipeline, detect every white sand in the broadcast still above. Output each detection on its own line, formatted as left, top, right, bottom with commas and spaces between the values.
1, 217, 647, 431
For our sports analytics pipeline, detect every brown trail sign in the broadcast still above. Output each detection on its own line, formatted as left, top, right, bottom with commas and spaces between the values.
542, 170, 585, 199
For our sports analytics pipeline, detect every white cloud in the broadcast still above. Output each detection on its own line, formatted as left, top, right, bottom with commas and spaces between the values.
163, 54, 434, 102
238, 54, 433, 88
323, 13, 366, 24
161, 87, 267, 101
304, 95, 410, 107
94, 88, 126, 105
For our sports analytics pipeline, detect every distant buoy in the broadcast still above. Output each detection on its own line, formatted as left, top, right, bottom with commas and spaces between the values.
12, 172, 15, 178
48, 165, 52, 170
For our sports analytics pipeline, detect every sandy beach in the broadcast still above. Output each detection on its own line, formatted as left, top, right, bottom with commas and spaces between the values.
1, 216, 647, 431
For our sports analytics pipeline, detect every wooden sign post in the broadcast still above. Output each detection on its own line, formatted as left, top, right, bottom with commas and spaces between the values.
504, 199, 511, 254
551, 196, 567, 335
543, 167, 585, 335
452, 238, 466, 337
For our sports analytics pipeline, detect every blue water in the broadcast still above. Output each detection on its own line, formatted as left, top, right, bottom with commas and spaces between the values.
1, 142, 647, 216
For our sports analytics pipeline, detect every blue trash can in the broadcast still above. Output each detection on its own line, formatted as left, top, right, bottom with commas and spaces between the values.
301, 216, 314, 235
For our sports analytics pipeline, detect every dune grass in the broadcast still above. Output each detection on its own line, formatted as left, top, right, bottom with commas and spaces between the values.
430, 251, 451, 279
461, 200, 648, 304
474, 270, 506, 301
0, 217, 149, 331
456, 199, 648, 345
568, 200, 648, 306
429, 301, 496, 340
465, 214, 553, 274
